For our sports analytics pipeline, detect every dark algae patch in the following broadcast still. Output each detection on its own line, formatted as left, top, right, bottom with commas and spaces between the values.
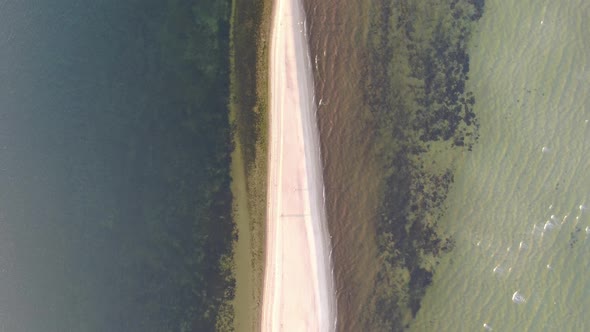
362, 0, 484, 329
102, 2, 238, 329
78, 0, 237, 330
146, 2, 236, 330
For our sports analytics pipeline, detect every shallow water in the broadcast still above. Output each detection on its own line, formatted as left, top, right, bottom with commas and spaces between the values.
303, 0, 381, 329
412, 0, 590, 330
303, 0, 589, 329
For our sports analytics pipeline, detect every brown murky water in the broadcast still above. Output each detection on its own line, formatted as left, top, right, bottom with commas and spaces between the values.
302, 0, 381, 330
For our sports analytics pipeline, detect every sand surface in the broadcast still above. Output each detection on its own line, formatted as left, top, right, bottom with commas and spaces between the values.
261, 0, 336, 330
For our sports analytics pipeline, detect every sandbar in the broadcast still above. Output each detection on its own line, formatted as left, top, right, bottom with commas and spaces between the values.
260, 0, 337, 330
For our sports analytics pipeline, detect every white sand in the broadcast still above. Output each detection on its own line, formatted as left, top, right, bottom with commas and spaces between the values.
261, 0, 337, 330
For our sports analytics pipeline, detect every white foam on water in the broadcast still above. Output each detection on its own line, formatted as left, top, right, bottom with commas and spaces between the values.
512, 291, 526, 304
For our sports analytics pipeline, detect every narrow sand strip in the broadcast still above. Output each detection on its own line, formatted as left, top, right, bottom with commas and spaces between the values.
261, 0, 336, 330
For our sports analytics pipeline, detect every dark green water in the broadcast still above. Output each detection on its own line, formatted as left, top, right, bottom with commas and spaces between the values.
0, 0, 234, 331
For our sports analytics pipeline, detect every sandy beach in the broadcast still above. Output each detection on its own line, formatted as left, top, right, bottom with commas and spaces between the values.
261, 0, 336, 330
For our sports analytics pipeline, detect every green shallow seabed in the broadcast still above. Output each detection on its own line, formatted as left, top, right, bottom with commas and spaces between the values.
360, 0, 484, 330
229, 0, 272, 329
412, 0, 590, 330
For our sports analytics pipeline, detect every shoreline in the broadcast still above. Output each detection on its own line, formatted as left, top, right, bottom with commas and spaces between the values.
261, 0, 337, 329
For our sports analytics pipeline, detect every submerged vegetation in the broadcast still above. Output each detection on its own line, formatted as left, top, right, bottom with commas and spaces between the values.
105, 0, 236, 330
363, 0, 484, 329
229, 0, 272, 329
58, 0, 238, 330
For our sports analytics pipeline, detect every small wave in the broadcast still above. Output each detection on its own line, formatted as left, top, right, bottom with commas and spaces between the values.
512, 291, 526, 304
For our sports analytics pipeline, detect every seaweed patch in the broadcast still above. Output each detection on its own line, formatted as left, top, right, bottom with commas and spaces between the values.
362, 0, 484, 329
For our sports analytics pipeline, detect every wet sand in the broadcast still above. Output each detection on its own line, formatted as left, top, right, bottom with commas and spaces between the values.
261, 0, 336, 330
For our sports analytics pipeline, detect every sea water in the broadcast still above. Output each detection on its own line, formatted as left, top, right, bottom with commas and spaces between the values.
411, 0, 590, 330
0, 0, 233, 331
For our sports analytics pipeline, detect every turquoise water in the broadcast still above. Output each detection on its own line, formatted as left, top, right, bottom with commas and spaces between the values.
412, 0, 590, 330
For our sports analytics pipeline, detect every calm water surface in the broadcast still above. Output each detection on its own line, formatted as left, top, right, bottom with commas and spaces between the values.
0, 0, 232, 331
